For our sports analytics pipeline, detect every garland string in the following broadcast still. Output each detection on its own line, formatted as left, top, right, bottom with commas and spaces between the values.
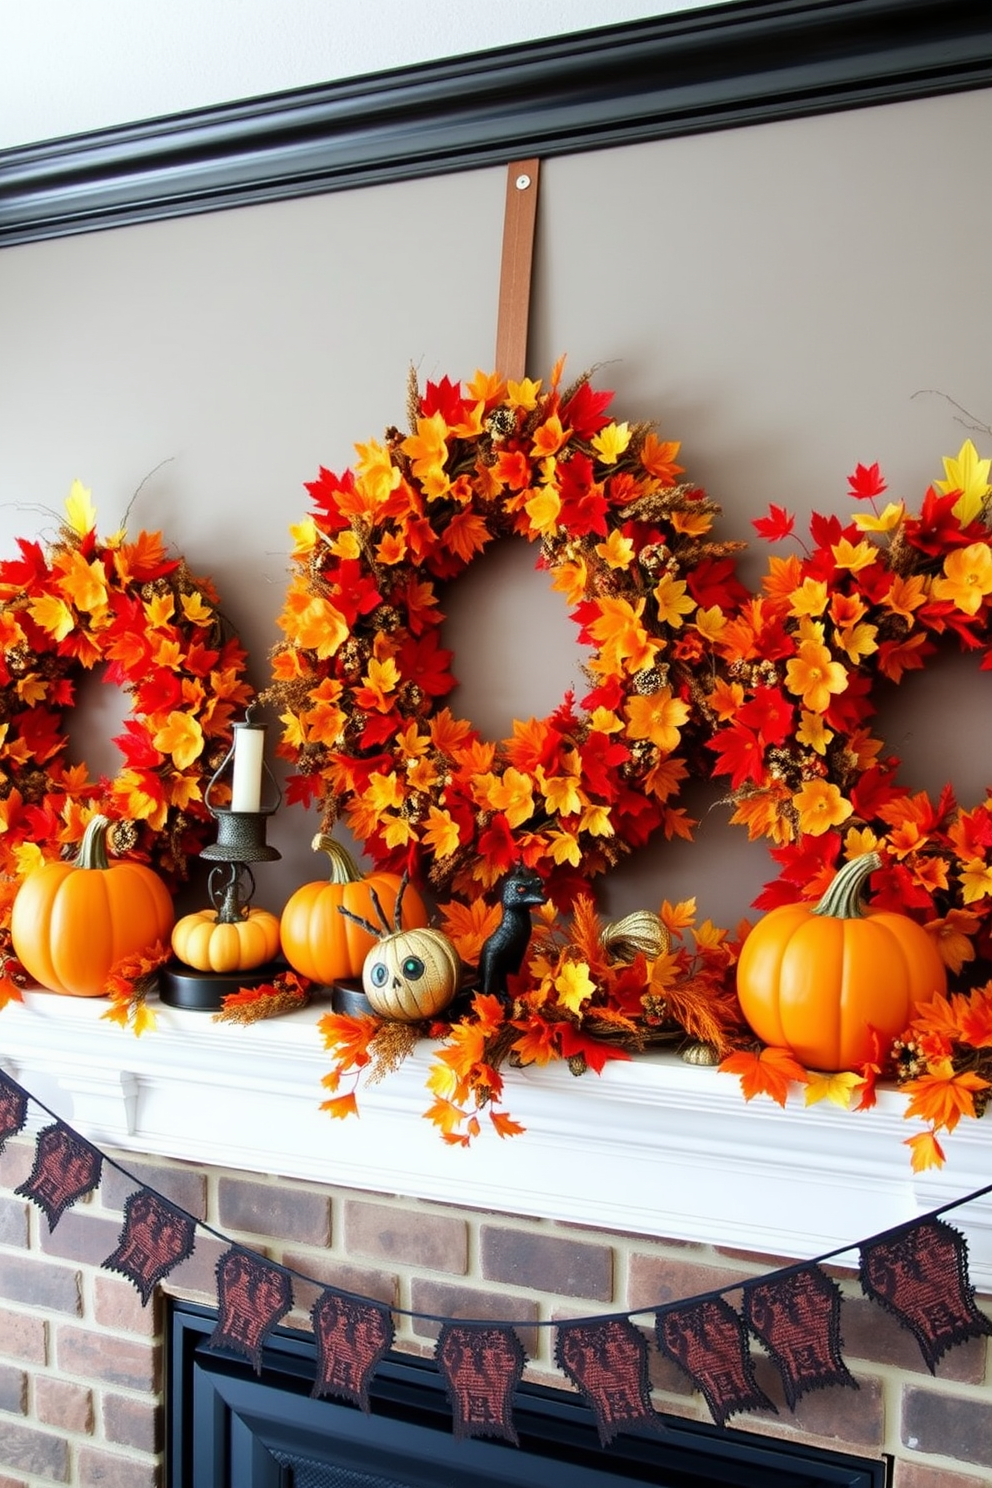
2, 1068, 990, 1442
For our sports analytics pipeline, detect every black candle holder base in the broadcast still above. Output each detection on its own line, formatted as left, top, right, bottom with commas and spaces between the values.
330, 978, 376, 1018
158, 957, 289, 1012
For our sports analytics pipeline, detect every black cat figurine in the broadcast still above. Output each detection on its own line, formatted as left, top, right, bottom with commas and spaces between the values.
476, 866, 547, 1004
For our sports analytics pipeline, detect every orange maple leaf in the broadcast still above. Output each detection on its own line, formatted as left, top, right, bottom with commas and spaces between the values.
317, 1012, 377, 1070
904, 1129, 947, 1172
438, 898, 501, 965
955, 980, 992, 1048
321, 1092, 360, 1121
490, 1109, 526, 1139
719, 1046, 809, 1107
424, 1096, 469, 1138
901, 1060, 989, 1134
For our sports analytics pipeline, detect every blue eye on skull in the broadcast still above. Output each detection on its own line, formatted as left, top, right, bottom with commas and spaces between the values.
369, 961, 389, 987
402, 956, 425, 981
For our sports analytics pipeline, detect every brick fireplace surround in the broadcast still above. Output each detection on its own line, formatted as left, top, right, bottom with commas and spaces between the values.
0, 989, 990, 1487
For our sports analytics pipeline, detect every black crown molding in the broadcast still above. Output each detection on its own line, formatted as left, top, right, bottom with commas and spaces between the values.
1, 0, 990, 248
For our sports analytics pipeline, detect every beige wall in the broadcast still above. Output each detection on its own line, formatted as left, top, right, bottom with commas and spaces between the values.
1, 85, 990, 926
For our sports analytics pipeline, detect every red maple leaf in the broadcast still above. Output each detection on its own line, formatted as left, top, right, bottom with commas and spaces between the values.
686, 556, 750, 611
706, 723, 765, 790
736, 686, 794, 747
847, 462, 887, 500
113, 718, 164, 770
284, 773, 325, 808
557, 1025, 632, 1075
903, 486, 975, 556
398, 631, 455, 697
421, 374, 469, 426
559, 380, 614, 438
304, 466, 353, 530
752, 504, 795, 541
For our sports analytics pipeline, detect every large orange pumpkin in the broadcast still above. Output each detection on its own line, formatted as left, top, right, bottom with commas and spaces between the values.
10, 814, 175, 997
735, 850, 946, 1071
279, 834, 428, 985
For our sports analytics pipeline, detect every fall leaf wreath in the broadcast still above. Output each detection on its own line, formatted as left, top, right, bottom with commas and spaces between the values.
265, 362, 755, 1141
706, 439, 992, 1168
268, 364, 992, 1158
0, 481, 252, 1002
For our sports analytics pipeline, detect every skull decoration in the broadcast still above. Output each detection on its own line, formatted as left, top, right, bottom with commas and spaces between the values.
338, 877, 461, 1022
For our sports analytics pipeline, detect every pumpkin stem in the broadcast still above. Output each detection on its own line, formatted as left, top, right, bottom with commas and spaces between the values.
74, 814, 112, 871
812, 850, 882, 920
312, 833, 363, 885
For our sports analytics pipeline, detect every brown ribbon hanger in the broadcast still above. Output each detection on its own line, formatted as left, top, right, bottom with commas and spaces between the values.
495, 158, 540, 382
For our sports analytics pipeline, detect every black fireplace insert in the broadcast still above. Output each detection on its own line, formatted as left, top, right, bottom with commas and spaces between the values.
168, 1301, 888, 1488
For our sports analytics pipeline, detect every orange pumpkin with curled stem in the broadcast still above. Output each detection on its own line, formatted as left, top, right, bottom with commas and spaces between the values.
735, 850, 946, 1072
279, 834, 428, 985
10, 814, 175, 997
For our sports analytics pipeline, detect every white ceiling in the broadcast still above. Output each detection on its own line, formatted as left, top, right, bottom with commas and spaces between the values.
0, 0, 722, 150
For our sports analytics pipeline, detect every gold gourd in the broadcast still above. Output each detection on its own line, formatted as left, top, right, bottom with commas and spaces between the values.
601, 909, 670, 962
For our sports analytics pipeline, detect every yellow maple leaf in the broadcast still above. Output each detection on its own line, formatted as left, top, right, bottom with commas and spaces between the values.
624, 690, 690, 753
13, 841, 45, 878
354, 438, 402, 506
152, 711, 204, 770
586, 596, 659, 675
959, 856, 992, 904
537, 768, 585, 818
524, 486, 562, 535
180, 591, 215, 625
578, 804, 613, 837
64, 479, 97, 536
482, 768, 534, 828
286, 596, 349, 659
131, 1003, 158, 1037
28, 593, 75, 641
831, 537, 879, 573
506, 377, 541, 410
422, 809, 463, 860
595, 529, 635, 570
936, 438, 992, 526
361, 770, 404, 814
853, 501, 905, 532
804, 1070, 864, 1109
554, 959, 596, 1015
694, 606, 727, 643
549, 830, 582, 865
654, 573, 695, 628
591, 421, 632, 465
144, 594, 176, 631
58, 549, 109, 613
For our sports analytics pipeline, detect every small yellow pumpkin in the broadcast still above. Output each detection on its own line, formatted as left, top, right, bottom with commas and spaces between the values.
171, 906, 281, 974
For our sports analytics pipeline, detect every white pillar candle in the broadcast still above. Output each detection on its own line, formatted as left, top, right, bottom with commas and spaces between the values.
229, 724, 265, 813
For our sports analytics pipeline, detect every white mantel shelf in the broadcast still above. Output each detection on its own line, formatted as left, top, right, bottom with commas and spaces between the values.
2, 988, 991, 1289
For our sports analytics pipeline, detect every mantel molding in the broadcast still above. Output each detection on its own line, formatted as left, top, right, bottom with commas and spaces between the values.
1, 0, 990, 246
2, 988, 990, 1289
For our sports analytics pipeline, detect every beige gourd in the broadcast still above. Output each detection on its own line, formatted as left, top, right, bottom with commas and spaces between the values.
338, 876, 461, 1022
